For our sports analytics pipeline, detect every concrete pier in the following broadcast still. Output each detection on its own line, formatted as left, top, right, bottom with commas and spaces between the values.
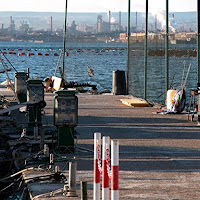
1, 88, 200, 199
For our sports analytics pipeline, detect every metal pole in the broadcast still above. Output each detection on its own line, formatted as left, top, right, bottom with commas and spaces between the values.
136, 11, 137, 42
165, 0, 169, 97
198, 0, 200, 82
62, 0, 68, 80
81, 181, 88, 200
67, 161, 78, 197
197, 0, 200, 125
144, 0, 148, 100
126, 0, 131, 95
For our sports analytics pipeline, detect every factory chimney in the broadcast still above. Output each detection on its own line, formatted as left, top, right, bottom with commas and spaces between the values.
119, 11, 121, 31
10, 16, 13, 35
108, 10, 111, 32
50, 16, 53, 32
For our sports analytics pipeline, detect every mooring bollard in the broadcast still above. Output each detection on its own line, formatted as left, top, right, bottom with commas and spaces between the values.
93, 133, 119, 200
111, 140, 119, 200
67, 161, 78, 197
81, 181, 88, 200
93, 132, 101, 200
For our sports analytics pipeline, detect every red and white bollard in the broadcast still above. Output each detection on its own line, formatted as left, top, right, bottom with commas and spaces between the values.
93, 133, 119, 200
111, 140, 119, 200
102, 136, 110, 200
94, 133, 101, 200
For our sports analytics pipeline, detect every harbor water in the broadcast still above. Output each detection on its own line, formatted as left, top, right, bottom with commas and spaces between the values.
0, 42, 197, 104
0, 42, 126, 92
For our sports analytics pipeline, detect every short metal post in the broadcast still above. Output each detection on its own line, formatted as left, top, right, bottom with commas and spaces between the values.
49, 153, 54, 170
34, 126, 38, 140
40, 128, 45, 150
67, 161, 78, 197
43, 144, 49, 157
81, 181, 88, 200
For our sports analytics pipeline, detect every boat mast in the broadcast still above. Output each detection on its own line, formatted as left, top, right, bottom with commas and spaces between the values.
62, 0, 68, 80
126, 0, 131, 95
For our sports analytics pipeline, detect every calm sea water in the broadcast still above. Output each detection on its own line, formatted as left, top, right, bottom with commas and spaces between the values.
0, 41, 198, 104
0, 42, 126, 91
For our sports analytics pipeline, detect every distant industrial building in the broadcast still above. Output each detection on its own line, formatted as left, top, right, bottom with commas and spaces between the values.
8, 16, 15, 35
97, 11, 124, 33
69, 21, 76, 35
97, 15, 110, 33
19, 21, 30, 35
76, 23, 94, 33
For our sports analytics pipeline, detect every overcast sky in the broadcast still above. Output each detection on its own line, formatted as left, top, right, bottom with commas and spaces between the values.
0, 0, 197, 13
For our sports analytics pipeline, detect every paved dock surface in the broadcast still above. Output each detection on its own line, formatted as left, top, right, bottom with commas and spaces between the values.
1, 89, 200, 199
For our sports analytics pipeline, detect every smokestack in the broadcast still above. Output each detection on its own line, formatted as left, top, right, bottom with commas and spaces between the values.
10, 16, 13, 34
10, 16, 12, 25
155, 14, 157, 32
119, 11, 121, 31
50, 16, 53, 32
1, 24, 3, 30
109, 10, 111, 32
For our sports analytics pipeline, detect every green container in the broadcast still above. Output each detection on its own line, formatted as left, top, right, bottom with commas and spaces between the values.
57, 127, 74, 151
27, 79, 44, 127
53, 90, 78, 150
53, 90, 78, 127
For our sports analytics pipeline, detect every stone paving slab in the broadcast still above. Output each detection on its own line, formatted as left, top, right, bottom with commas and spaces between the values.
1, 89, 200, 199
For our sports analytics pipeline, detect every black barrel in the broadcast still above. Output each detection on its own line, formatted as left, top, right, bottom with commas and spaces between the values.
112, 70, 126, 95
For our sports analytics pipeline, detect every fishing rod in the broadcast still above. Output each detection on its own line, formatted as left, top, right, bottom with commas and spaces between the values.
0, 51, 44, 104
0, 54, 19, 103
54, 49, 63, 76
183, 63, 191, 88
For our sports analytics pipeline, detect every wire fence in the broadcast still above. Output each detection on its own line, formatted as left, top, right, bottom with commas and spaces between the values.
128, 7, 197, 104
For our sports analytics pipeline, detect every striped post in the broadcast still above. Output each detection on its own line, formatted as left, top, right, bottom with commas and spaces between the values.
111, 140, 119, 200
93, 133, 101, 200
102, 136, 110, 200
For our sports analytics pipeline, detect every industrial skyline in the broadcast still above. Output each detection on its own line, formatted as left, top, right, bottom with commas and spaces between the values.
0, 11, 197, 32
